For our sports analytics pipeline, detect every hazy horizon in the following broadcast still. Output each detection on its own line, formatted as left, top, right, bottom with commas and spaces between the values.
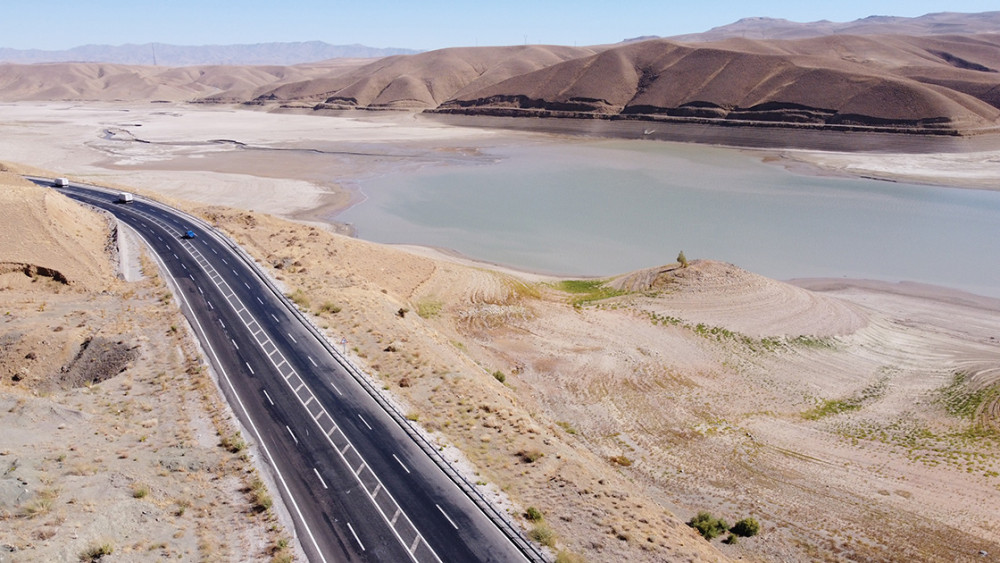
9, 1, 998, 52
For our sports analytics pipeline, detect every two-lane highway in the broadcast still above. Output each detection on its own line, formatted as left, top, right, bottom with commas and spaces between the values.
37, 179, 542, 563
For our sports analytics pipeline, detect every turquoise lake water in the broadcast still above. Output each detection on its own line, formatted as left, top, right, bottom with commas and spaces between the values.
335, 139, 1000, 298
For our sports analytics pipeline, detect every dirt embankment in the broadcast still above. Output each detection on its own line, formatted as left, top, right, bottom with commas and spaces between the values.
0, 167, 292, 562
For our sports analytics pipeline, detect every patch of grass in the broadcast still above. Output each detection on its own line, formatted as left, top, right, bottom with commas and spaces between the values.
555, 551, 586, 563
790, 335, 835, 348
556, 421, 577, 435
132, 483, 150, 499
804, 398, 864, 420
21, 488, 59, 518
528, 522, 556, 547
518, 450, 544, 463
556, 279, 626, 307
525, 506, 543, 521
317, 301, 341, 315
609, 455, 633, 467
80, 542, 114, 561
220, 431, 246, 453
251, 477, 272, 512
287, 288, 310, 309
508, 280, 541, 300
492, 370, 506, 384
937, 372, 1000, 421
416, 298, 443, 318
803, 377, 888, 420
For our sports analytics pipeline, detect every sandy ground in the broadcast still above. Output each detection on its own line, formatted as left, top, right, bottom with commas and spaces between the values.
0, 172, 294, 562
3, 102, 1000, 561
767, 148, 1000, 190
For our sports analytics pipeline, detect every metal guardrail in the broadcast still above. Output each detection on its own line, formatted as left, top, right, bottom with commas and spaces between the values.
39, 178, 550, 563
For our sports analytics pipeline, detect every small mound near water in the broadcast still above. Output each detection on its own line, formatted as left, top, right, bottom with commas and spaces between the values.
613, 259, 867, 337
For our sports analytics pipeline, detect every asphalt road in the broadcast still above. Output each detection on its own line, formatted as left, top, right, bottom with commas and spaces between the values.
37, 179, 540, 563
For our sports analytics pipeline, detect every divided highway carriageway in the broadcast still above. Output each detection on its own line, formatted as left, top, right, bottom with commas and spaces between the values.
33, 178, 545, 563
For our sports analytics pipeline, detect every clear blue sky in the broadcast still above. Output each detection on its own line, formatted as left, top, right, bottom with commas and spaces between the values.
5, 0, 998, 51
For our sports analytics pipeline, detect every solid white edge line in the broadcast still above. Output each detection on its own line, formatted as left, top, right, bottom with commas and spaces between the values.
145, 239, 329, 563
347, 522, 365, 552
287, 425, 298, 444
313, 467, 329, 490
263, 389, 274, 406
393, 454, 410, 474
436, 504, 459, 530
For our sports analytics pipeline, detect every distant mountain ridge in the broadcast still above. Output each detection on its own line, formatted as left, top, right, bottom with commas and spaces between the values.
668, 10, 1000, 41
0, 41, 420, 66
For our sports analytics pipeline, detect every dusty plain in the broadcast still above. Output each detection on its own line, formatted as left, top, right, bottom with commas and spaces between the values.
1, 102, 1000, 562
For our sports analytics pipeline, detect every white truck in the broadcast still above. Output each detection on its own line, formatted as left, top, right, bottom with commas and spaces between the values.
53, 178, 69, 187
118, 192, 134, 204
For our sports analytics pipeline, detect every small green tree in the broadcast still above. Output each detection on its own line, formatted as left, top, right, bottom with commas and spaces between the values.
677, 251, 689, 268
731, 517, 760, 537
688, 511, 728, 540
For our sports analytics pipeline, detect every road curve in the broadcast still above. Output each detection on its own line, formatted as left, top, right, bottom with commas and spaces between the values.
33, 178, 545, 563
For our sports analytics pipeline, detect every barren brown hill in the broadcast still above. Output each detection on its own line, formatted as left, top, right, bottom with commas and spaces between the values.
0, 60, 358, 102
438, 34, 1000, 132
2, 30, 999, 135
250, 45, 598, 109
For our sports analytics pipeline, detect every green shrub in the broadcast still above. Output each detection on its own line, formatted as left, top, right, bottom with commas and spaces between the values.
251, 477, 273, 512
731, 517, 760, 537
525, 506, 543, 521
688, 511, 728, 540
221, 431, 246, 453
492, 370, 506, 383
